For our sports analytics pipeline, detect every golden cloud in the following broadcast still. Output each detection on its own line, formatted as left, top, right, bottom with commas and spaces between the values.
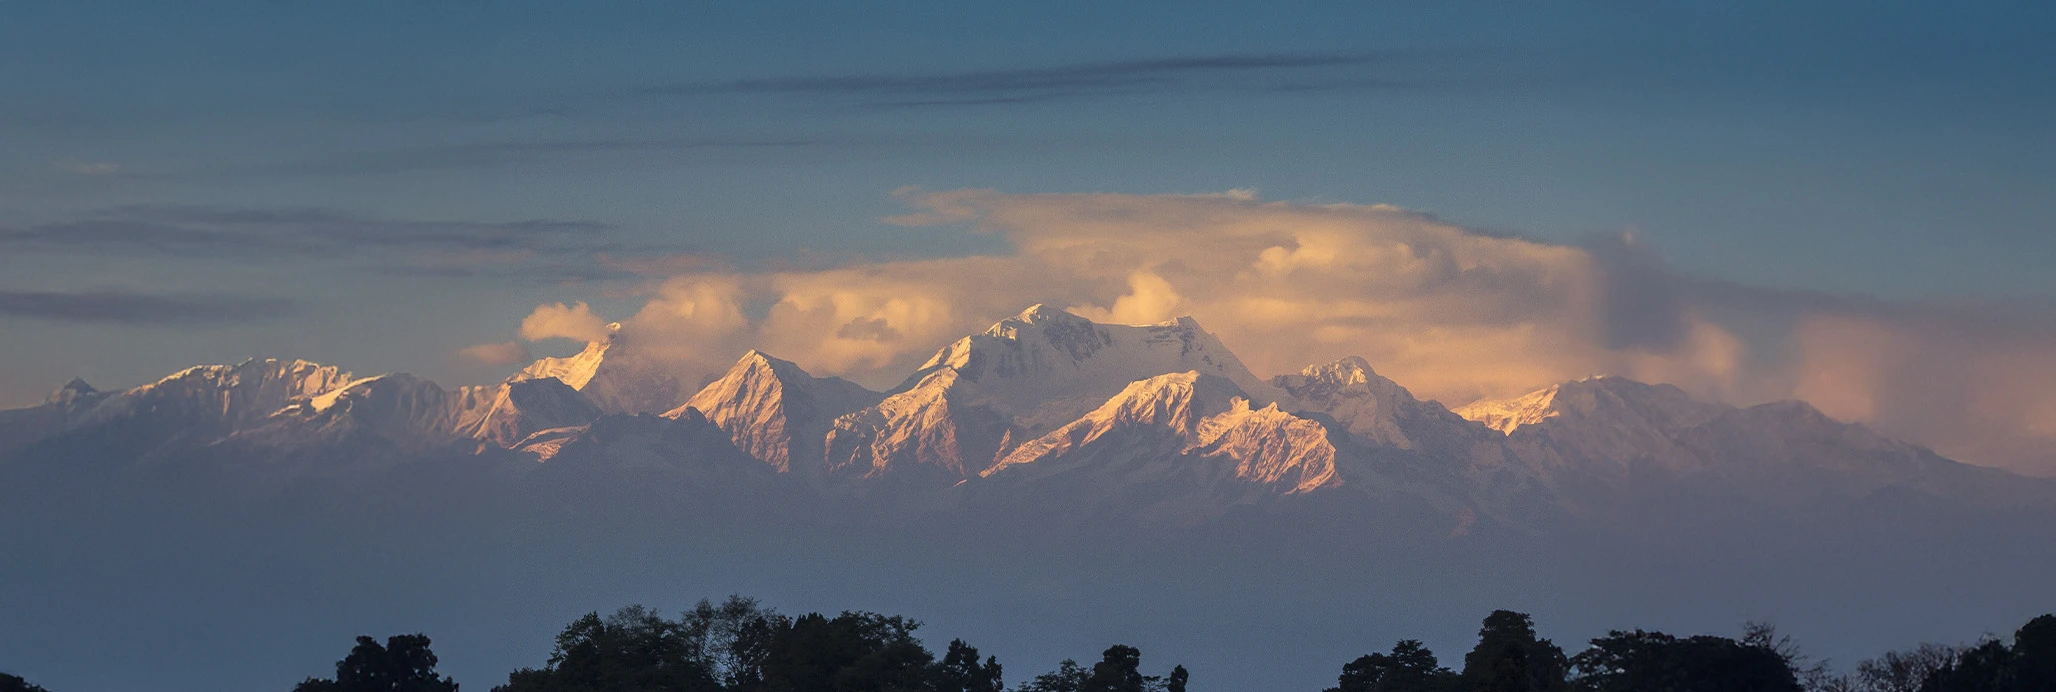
521, 190, 2056, 475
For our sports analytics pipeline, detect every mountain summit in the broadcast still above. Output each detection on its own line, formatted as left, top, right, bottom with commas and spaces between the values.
514, 325, 686, 415
822, 305, 1288, 483
667, 350, 881, 474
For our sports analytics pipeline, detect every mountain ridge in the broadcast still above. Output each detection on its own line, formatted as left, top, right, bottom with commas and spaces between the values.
3, 305, 2050, 526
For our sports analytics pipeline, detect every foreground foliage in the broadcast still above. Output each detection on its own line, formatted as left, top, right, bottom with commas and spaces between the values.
107, 599, 2053, 692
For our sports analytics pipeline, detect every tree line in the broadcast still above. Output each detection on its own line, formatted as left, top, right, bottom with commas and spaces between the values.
290, 596, 1182, 692
1318, 610, 2056, 692
5, 598, 2049, 691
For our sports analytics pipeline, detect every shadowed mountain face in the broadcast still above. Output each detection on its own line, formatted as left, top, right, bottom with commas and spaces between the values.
3, 306, 2053, 692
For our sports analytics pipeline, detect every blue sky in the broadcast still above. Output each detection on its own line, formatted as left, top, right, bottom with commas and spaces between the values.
2, 1, 2053, 414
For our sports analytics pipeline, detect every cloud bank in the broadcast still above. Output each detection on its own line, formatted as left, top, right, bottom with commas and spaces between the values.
510, 190, 2056, 476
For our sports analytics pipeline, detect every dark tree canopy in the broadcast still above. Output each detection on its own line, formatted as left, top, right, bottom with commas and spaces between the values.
270, 598, 2050, 692
294, 634, 458, 692
1018, 647, 1183, 692
493, 606, 722, 692
1083, 645, 1146, 692
1, 673, 51, 692
1919, 614, 2056, 692
754, 611, 933, 692
1017, 659, 1088, 692
934, 639, 1004, 692
1327, 640, 1462, 692
1854, 643, 1963, 692
1569, 630, 1800, 692
492, 598, 972, 692
1463, 610, 1570, 692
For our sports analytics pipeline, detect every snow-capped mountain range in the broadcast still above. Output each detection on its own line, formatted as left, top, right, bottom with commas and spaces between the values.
10, 303, 2056, 692
2, 304, 2048, 528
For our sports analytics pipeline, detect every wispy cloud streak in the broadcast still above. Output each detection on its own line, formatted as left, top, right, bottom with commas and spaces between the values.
1, 206, 611, 258
649, 52, 1402, 106
0, 206, 646, 283
0, 290, 300, 326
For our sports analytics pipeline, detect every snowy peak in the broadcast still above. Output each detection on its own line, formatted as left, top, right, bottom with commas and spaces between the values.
991, 303, 1087, 331
81, 358, 356, 432
1090, 371, 1248, 432
824, 366, 1010, 482
1455, 376, 1723, 436
1194, 398, 1342, 493
987, 372, 1249, 473
826, 306, 1286, 485
47, 378, 98, 404
1438, 375, 2025, 510
517, 339, 609, 390
266, 372, 469, 448
913, 306, 1280, 421
985, 370, 1341, 494
1295, 356, 1379, 386
511, 411, 761, 476
1454, 386, 1558, 435
672, 350, 881, 472
1270, 356, 1479, 450
977, 303, 1107, 361
254, 370, 600, 451
461, 378, 604, 448
513, 329, 686, 415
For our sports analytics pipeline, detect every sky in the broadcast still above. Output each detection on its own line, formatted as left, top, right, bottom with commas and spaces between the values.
2, 1, 2054, 473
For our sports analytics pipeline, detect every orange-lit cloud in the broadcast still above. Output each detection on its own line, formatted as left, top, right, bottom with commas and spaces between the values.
515, 190, 2056, 475
458, 340, 532, 366
518, 301, 612, 343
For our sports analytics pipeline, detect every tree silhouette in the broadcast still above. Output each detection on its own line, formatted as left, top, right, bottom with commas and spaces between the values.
295, 634, 457, 692
2014, 615, 2056, 690
1852, 643, 1962, 692
1083, 645, 1146, 692
1, 673, 51, 692
933, 639, 1003, 692
1328, 640, 1461, 692
491, 598, 1026, 692
493, 605, 721, 692
1165, 665, 1188, 692
1569, 629, 1800, 692
755, 611, 933, 692
1919, 614, 2056, 692
680, 596, 787, 689
1018, 660, 1088, 692
1462, 611, 1569, 692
